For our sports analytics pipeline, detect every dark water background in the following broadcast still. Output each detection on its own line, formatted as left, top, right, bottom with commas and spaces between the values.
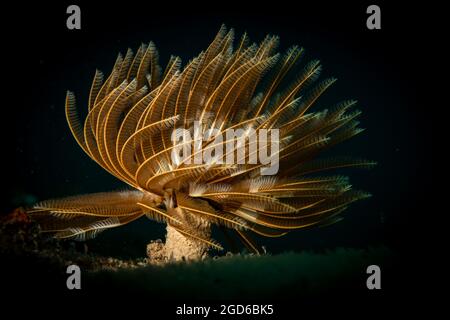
2, 2, 429, 261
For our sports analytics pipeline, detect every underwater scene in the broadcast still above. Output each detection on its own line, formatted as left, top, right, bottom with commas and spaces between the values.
1, 1, 430, 315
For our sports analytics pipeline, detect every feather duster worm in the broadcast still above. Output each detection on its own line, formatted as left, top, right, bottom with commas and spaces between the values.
28, 25, 375, 261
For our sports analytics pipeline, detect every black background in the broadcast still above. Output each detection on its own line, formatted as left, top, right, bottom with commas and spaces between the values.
1, 0, 434, 312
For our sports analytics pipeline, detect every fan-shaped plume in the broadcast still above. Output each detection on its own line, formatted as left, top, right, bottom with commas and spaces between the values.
28, 25, 374, 257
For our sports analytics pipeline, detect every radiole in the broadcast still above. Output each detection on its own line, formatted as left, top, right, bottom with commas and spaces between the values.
28, 25, 375, 261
